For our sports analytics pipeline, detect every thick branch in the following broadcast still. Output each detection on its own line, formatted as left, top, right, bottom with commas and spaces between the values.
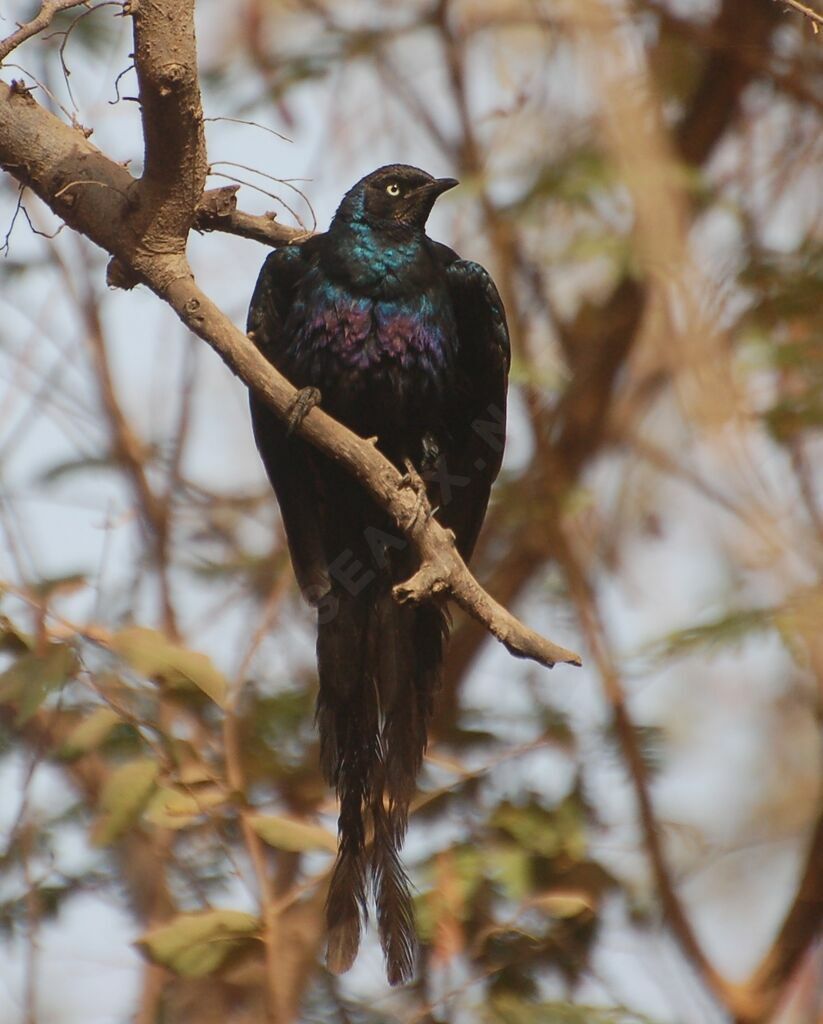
130, 0, 207, 250
677, 0, 780, 166
0, 80, 138, 255
0, 61, 580, 672
396, 538, 579, 667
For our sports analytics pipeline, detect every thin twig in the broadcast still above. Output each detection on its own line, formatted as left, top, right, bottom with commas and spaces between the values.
223, 697, 283, 1023
53, 178, 133, 203
0, 0, 89, 64
1, 180, 26, 254
209, 160, 317, 230
165, 340, 196, 493
203, 114, 292, 143
42, 2, 122, 110
743, 808, 823, 1016
72, 239, 180, 637
233, 571, 293, 684
556, 533, 755, 1021
772, 0, 823, 30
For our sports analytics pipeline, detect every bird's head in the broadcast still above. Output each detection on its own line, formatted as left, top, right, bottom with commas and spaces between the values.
333, 165, 459, 235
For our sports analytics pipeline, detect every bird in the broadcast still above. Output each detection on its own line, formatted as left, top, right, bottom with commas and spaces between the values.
247, 164, 510, 985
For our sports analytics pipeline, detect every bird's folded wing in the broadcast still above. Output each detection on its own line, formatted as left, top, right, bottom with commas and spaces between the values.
438, 254, 511, 561
247, 243, 332, 602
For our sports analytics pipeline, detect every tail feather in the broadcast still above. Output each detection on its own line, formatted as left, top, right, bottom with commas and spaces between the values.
371, 791, 416, 985
382, 603, 447, 803
317, 592, 375, 973
317, 584, 447, 983
325, 819, 368, 975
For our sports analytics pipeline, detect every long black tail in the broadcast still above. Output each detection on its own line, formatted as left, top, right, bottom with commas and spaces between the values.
317, 579, 446, 984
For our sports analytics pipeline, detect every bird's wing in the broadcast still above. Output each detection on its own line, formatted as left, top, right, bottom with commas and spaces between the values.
438, 250, 511, 561
247, 243, 308, 359
247, 242, 332, 601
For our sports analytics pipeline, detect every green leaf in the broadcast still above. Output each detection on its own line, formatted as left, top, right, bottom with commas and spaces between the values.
531, 890, 595, 919
492, 799, 585, 861
487, 845, 532, 903
110, 627, 227, 706
486, 995, 657, 1023
59, 707, 122, 758
137, 910, 260, 977
645, 607, 775, 664
92, 758, 159, 845
0, 643, 77, 724
174, 751, 216, 786
416, 845, 486, 941
765, 395, 823, 444
248, 813, 336, 853
0, 616, 31, 653
39, 454, 121, 485
144, 785, 225, 830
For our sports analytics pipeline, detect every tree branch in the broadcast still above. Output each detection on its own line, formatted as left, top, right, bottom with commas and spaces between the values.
556, 537, 758, 1021
0, 11, 580, 673
643, 1, 822, 112
439, 0, 783, 712
772, 0, 823, 30
194, 185, 308, 246
129, 0, 207, 250
0, 0, 90, 64
742, 806, 823, 1021
160, 271, 581, 670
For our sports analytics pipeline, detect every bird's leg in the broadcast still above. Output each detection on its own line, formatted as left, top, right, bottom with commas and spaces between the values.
399, 458, 431, 529
287, 386, 322, 434
420, 431, 440, 475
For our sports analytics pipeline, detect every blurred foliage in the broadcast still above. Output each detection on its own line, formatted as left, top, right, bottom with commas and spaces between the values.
138, 909, 261, 978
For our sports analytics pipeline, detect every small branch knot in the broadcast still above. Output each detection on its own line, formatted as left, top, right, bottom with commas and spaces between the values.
106, 257, 140, 291
157, 62, 187, 96
194, 186, 240, 227
9, 79, 34, 100
394, 564, 450, 605
398, 459, 432, 532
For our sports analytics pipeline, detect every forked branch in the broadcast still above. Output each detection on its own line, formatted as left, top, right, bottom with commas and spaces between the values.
0, 5, 580, 675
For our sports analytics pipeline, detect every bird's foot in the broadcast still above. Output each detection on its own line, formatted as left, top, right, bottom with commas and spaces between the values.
420, 431, 441, 474
399, 458, 431, 528
287, 386, 322, 434
399, 458, 425, 493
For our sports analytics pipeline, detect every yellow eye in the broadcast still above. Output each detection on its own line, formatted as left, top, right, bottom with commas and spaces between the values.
386, 183, 401, 197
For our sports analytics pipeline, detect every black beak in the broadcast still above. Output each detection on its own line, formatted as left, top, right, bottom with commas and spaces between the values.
408, 176, 460, 225
433, 177, 459, 196
414, 177, 459, 202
